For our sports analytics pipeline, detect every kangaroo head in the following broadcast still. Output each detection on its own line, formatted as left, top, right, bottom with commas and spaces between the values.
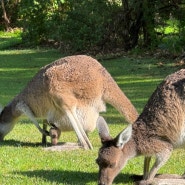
0, 106, 8, 141
0, 104, 18, 141
49, 127, 61, 145
96, 117, 132, 185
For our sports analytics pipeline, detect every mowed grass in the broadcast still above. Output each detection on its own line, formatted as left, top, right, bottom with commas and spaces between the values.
0, 30, 22, 50
0, 48, 184, 185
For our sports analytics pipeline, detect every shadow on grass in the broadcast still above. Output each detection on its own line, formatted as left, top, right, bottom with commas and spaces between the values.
0, 37, 21, 50
0, 139, 44, 147
16, 169, 138, 184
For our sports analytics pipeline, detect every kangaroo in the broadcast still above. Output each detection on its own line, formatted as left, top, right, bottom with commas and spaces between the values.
0, 55, 138, 149
96, 69, 185, 185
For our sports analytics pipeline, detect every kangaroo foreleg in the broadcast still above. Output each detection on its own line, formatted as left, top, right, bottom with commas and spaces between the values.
17, 102, 49, 136
42, 120, 48, 146
143, 156, 151, 180
148, 146, 172, 181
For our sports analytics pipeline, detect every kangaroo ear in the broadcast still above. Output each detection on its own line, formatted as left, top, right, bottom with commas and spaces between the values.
96, 116, 112, 143
115, 124, 132, 148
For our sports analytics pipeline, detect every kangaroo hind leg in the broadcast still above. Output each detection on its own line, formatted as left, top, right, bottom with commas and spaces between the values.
65, 107, 93, 149
53, 93, 93, 150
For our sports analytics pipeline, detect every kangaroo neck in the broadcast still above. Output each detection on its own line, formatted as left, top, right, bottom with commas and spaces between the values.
122, 138, 138, 159
132, 120, 154, 155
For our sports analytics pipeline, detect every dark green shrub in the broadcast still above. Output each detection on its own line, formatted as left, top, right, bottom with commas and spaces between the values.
19, 0, 121, 51
44, 0, 121, 52
19, 0, 52, 45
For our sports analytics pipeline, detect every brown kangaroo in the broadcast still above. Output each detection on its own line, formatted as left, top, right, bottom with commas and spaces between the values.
96, 69, 185, 185
0, 55, 138, 149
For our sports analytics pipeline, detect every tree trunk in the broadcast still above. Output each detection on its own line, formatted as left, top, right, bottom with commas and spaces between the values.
142, 0, 156, 47
121, 0, 143, 50
1, 0, 11, 31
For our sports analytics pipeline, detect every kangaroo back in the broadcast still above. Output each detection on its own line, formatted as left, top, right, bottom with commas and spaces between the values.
137, 69, 185, 146
20, 55, 138, 123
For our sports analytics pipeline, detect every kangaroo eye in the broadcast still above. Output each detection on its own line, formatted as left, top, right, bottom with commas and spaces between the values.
109, 162, 116, 168
96, 158, 109, 167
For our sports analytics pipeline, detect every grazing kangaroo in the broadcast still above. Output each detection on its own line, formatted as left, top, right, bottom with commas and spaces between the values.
0, 55, 138, 149
96, 69, 185, 185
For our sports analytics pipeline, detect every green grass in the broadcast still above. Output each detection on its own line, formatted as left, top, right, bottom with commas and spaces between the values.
0, 48, 184, 185
0, 30, 22, 50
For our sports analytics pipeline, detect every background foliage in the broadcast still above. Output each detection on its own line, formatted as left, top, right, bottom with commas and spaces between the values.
1, 0, 185, 54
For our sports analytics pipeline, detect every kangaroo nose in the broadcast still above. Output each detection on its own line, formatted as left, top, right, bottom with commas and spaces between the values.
98, 181, 106, 185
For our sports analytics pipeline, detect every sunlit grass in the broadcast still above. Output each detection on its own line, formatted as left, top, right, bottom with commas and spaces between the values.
0, 29, 22, 50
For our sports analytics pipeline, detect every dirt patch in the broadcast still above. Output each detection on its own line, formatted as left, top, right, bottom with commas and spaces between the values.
43, 142, 83, 151
134, 174, 185, 185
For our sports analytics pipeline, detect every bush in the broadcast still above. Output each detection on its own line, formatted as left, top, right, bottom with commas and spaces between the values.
19, 0, 121, 51
18, 0, 185, 55
19, 0, 51, 45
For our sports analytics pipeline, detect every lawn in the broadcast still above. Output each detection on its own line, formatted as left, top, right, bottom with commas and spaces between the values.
0, 30, 22, 50
0, 47, 184, 185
